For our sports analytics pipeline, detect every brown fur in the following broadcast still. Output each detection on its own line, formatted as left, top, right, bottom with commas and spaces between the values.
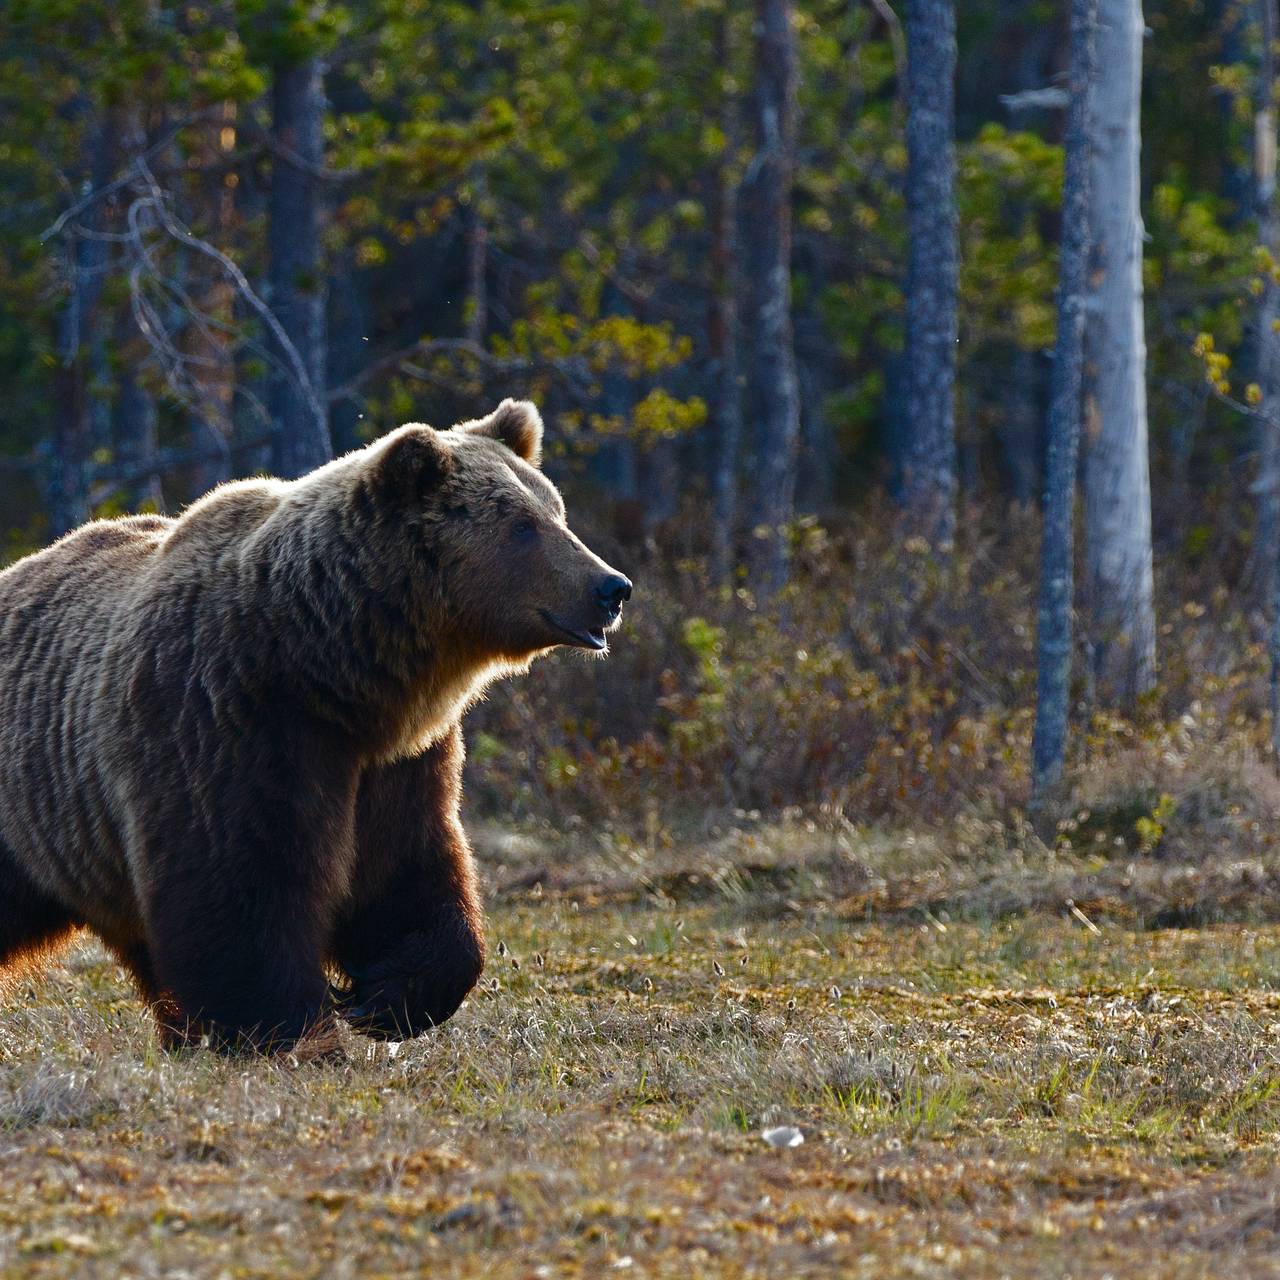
0, 400, 629, 1051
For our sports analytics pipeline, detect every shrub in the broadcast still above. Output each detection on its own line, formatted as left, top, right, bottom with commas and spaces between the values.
464, 502, 1280, 839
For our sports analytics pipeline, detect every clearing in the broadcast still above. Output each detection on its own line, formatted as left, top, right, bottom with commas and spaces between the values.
3, 821, 1280, 1278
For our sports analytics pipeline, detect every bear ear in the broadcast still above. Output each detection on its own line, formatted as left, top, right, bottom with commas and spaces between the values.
374, 424, 454, 502
458, 398, 544, 466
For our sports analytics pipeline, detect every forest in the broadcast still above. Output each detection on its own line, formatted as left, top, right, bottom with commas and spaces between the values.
6, 2, 1280, 1277
4, 0, 1280, 830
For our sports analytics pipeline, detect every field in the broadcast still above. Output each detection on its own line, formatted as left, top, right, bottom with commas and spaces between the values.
5, 819, 1280, 1279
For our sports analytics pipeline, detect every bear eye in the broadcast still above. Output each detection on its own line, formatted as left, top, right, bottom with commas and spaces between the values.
511, 518, 538, 543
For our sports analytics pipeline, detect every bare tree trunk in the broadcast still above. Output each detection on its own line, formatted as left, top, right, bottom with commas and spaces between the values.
744, 0, 801, 596
115, 357, 164, 511
796, 333, 835, 512
795, 236, 835, 514
83, 122, 115, 466
269, 54, 331, 478
996, 347, 1042, 509
901, 0, 959, 549
190, 102, 238, 493
1255, 0, 1280, 762
708, 7, 744, 584
50, 268, 92, 539
593, 279, 642, 544
1220, 0, 1256, 226
1032, 0, 1098, 805
49, 110, 114, 539
1255, 0, 1280, 605
465, 174, 489, 349
1082, 0, 1156, 706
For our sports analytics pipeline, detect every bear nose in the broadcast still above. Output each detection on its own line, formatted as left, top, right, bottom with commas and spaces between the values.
595, 572, 632, 614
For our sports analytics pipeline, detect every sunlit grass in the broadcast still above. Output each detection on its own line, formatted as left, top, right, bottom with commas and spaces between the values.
4, 830, 1280, 1275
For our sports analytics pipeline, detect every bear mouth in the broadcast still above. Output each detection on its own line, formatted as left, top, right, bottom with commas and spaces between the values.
539, 610, 610, 651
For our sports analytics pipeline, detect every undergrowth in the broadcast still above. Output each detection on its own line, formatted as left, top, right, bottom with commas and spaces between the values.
466, 505, 1280, 873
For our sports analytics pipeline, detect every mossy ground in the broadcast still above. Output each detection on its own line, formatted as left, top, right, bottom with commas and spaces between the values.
5, 823, 1280, 1278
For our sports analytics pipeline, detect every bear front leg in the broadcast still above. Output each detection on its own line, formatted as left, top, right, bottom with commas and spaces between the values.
112, 943, 209, 1051
334, 724, 485, 1040
137, 745, 358, 1054
147, 867, 341, 1054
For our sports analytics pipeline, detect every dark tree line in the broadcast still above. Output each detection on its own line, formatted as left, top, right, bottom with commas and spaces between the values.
8, 0, 1280, 791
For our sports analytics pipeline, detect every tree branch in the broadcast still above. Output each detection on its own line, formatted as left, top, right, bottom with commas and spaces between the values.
39, 111, 221, 244
999, 86, 1070, 113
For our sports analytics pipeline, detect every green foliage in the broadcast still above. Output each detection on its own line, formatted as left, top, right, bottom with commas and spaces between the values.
1134, 792, 1177, 854
2, 0, 1268, 506
957, 124, 1061, 354
236, 0, 351, 67
4, 0, 1280, 826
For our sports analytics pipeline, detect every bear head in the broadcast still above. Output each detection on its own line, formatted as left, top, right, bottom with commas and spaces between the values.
362, 399, 632, 666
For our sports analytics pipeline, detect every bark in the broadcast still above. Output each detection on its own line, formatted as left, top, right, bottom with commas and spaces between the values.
744, 0, 801, 595
115, 359, 164, 512
1257, 0, 1280, 762
1082, 0, 1156, 706
795, 233, 835, 513
108, 52, 164, 513
50, 255, 92, 539
1255, 0, 1280, 605
708, 8, 744, 583
996, 347, 1042, 509
49, 110, 115, 539
190, 103, 238, 494
84, 122, 115, 463
1221, 0, 1256, 226
957, 382, 980, 505
465, 178, 489, 349
269, 55, 331, 478
996, 29, 1052, 510
593, 280, 642, 543
1032, 0, 1098, 804
883, 350, 911, 495
796, 334, 835, 512
901, 0, 959, 549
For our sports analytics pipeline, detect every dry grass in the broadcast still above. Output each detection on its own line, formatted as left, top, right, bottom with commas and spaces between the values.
6, 823, 1280, 1277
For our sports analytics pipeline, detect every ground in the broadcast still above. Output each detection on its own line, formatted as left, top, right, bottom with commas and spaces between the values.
4, 820, 1280, 1278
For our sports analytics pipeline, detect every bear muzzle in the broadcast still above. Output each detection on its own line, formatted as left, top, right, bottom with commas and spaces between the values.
539, 571, 632, 652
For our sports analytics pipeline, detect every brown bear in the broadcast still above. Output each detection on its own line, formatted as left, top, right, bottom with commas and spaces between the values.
0, 400, 630, 1053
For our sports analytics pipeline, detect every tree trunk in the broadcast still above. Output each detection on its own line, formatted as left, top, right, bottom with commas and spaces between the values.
996, 347, 1042, 509
1220, 0, 1256, 227
269, 55, 331, 478
1082, 0, 1156, 706
83, 120, 115, 466
49, 110, 114, 539
1032, 0, 1098, 804
465, 176, 489, 349
708, 7, 744, 583
115, 358, 165, 512
189, 103, 239, 494
1255, 0, 1280, 761
745, 0, 801, 596
796, 336, 835, 512
901, 0, 959, 549
593, 280, 642, 544
1255, 0, 1280, 606
795, 234, 835, 514
50, 264, 91, 539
